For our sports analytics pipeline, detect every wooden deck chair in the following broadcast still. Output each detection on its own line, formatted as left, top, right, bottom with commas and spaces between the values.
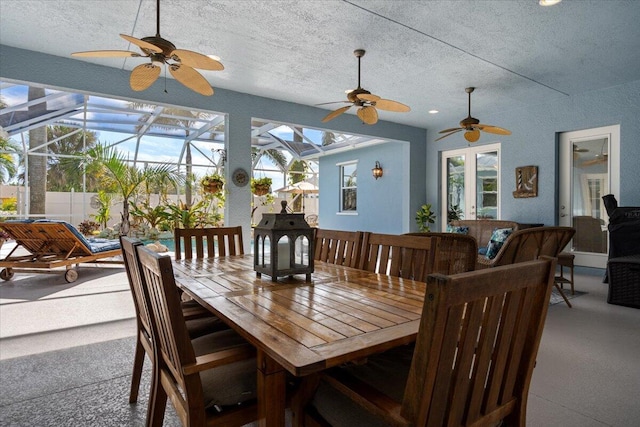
174, 226, 244, 260
135, 245, 257, 427
358, 233, 440, 282
0, 220, 121, 283
304, 258, 557, 427
313, 229, 363, 268
120, 237, 226, 409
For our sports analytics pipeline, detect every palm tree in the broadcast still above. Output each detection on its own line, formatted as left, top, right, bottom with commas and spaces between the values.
84, 144, 184, 236
0, 136, 20, 184
46, 125, 99, 191
27, 86, 47, 216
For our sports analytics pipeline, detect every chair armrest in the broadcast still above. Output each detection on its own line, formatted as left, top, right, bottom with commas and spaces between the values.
322, 368, 409, 427
183, 344, 256, 375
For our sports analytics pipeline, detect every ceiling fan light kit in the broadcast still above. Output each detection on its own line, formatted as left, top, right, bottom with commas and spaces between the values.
71, 0, 222, 96
436, 87, 512, 143
320, 49, 410, 125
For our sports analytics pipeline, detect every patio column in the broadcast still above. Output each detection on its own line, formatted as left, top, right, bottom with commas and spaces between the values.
224, 111, 253, 250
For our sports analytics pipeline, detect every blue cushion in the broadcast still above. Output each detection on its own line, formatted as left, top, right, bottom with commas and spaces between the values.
446, 225, 469, 234
478, 247, 488, 256
485, 228, 513, 259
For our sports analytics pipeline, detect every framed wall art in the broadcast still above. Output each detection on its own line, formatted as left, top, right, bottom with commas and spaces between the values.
513, 165, 538, 198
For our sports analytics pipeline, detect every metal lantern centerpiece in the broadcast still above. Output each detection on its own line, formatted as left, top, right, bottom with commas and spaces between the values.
254, 201, 315, 282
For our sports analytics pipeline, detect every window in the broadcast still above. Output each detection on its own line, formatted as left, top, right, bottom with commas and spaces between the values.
340, 162, 357, 212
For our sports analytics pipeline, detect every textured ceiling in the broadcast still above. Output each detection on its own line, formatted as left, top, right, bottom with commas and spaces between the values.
1, 0, 639, 129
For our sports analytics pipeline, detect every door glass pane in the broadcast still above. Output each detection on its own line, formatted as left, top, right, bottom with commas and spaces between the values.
572, 138, 608, 253
446, 156, 465, 222
476, 151, 498, 219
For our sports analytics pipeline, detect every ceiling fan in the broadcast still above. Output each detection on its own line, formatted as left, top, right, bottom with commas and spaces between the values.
319, 49, 410, 125
582, 141, 609, 166
573, 144, 588, 160
71, 0, 222, 96
436, 87, 512, 143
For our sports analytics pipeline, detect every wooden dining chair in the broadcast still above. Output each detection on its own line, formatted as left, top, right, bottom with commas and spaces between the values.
358, 232, 440, 282
136, 245, 258, 427
120, 237, 226, 407
313, 229, 363, 268
405, 232, 478, 274
303, 258, 557, 427
174, 226, 244, 260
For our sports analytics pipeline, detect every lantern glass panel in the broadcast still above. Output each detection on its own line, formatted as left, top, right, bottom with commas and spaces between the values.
277, 236, 291, 269
295, 235, 310, 266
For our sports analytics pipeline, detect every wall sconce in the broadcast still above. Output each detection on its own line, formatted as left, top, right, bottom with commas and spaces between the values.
372, 161, 383, 180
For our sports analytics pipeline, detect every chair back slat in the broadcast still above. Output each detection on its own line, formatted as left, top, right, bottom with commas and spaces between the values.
313, 229, 363, 268
136, 246, 198, 397
402, 258, 556, 427
174, 226, 244, 260
359, 233, 440, 282
120, 237, 153, 338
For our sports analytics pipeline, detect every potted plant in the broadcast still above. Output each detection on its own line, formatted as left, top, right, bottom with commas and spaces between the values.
416, 204, 436, 232
251, 177, 272, 196
201, 173, 224, 194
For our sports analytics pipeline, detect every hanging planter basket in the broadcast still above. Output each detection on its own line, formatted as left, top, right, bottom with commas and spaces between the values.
251, 177, 272, 196
252, 184, 271, 196
201, 175, 224, 194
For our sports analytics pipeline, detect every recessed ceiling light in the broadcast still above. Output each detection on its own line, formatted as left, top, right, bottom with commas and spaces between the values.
539, 0, 562, 6
428, 110, 439, 114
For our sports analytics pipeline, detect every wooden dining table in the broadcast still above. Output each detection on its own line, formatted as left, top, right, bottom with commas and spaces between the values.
172, 254, 426, 427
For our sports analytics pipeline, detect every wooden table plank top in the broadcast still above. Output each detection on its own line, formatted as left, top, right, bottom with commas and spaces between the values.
173, 255, 426, 376
173, 254, 427, 426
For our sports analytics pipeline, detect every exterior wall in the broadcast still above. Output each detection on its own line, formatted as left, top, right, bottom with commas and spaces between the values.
426, 79, 640, 230
319, 141, 410, 234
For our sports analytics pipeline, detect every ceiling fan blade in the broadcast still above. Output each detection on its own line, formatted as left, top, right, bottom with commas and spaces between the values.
172, 49, 224, 70
130, 63, 161, 91
435, 129, 463, 141
72, 50, 143, 58
120, 34, 162, 53
357, 106, 378, 125
169, 65, 214, 96
371, 98, 411, 112
316, 100, 352, 106
477, 124, 512, 135
464, 129, 481, 143
439, 127, 463, 134
321, 105, 352, 122
356, 93, 381, 102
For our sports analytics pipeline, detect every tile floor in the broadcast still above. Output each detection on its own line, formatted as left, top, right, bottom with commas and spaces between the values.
0, 248, 638, 426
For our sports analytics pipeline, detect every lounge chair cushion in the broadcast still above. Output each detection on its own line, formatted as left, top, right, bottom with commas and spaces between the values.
32, 220, 120, 253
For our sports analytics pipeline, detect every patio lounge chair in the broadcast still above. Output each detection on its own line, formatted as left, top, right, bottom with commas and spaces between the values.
0, 220, 121, 283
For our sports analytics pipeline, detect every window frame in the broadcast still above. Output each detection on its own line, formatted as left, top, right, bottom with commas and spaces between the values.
337, 160, 358, 213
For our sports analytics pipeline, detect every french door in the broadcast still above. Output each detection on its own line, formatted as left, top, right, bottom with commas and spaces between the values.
441, 143, 501, 228
559, 125, 620, 268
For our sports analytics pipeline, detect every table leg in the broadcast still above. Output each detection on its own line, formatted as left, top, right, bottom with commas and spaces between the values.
257, 350, 287, 427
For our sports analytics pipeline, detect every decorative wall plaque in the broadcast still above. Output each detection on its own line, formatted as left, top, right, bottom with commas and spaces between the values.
513, 165, 538, 198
